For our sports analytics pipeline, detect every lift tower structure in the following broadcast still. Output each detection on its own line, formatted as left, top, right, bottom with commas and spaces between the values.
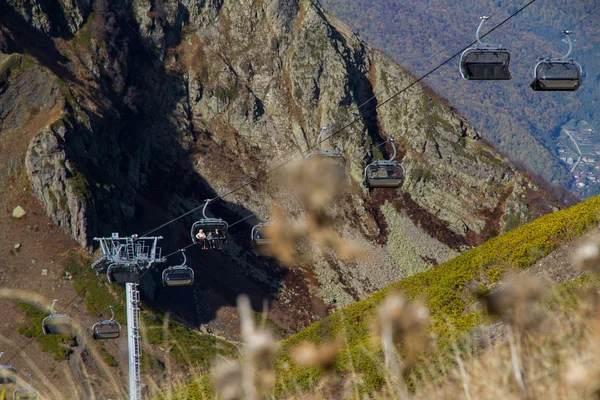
92, 233, 165, 400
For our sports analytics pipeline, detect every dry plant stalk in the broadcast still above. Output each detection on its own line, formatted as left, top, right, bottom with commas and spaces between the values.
575, 234, 600, 275
212, 295, 278, 400
375, 292, 430, 396
291, 341, 340, 371
266, 157, 364, 267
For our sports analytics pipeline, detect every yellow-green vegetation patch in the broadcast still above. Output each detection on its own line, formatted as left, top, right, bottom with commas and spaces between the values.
142, 311, 238, 369
63, 251, 126, 323
64, 250, 236, 370
17, 303, 75, 361
273, 194, 600, 396
544, 275, 595, 312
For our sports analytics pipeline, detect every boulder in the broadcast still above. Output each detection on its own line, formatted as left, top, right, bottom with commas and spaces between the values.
12, 206, 26, 218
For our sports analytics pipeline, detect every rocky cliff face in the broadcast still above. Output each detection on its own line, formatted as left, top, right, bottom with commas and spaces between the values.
0, 0, 556, 331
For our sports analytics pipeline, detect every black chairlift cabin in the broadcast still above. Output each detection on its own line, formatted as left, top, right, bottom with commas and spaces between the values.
162, 250, 194, 287
0, 352, 17, 384
251, 222, 273, 246
92, 306, 121, 340
106, 263, 140, 284
306, 126, 347, 172
42, 300, 73, 336
531, 31, 582, 92
191, 199, 229, 250
364, 138, 404, 188
460, 16, 511, 80
13, 374, 38, 400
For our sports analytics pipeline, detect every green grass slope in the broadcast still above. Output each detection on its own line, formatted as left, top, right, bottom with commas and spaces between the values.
274, 194, 600, 395
171, 194, 600, 398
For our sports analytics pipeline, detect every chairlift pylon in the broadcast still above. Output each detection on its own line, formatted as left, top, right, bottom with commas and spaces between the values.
41, 300, 73, 336
251, 222, 274, 246
460, 16, 511, 80
92, 306, 121, 340
531, 30, 582, 91
364, 138, 405, 188
12, 373, 38, 400
0, 352, 17, 384
162, 250, 194, 287
306, 126, 347, 172
191, 199, 229, 250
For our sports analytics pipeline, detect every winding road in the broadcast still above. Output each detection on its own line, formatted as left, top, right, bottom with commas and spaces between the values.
564, 129, 582, 173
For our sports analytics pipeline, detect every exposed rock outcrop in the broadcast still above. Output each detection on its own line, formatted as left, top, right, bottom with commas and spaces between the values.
1, 0, 557, 323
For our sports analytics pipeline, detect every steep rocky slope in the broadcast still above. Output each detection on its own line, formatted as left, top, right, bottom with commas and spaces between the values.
0, 0, 558, 341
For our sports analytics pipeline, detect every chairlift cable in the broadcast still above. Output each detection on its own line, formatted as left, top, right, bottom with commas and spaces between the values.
520, 7, 600, 59
4, 275, 99, 364
11, 0, 597, 364
140, 0, 541, 239
354, 0, 522, 111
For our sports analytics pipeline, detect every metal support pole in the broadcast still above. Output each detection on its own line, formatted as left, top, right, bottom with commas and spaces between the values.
93, 234, 164, 400
126, 283, 142, 400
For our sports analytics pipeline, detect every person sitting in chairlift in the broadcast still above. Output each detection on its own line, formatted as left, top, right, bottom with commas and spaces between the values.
206, 231, 214, 250
214, 228, 225, 246
196, 229, 207, 248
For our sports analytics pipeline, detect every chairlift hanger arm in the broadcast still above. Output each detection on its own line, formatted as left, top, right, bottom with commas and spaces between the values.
475, 16, 501, 48
50, 299, 58, 315
388, 138, 397, 161
561, 30, 573, 59
316, 126, 328, 151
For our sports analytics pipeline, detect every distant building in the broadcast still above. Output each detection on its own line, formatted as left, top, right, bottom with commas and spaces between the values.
559, 149, 565, 153
577, 182, 586, 188
567, 157, 574, 164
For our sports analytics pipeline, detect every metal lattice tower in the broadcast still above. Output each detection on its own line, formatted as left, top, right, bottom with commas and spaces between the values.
92, 233, 165, 400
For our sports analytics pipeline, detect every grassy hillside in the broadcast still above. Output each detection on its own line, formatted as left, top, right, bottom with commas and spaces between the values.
321, 0, 600, 194
169, 193, 600, 398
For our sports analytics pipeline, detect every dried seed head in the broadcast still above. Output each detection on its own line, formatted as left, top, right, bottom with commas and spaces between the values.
212, 359, 243, 400
291, 341, 340, 371
575, 237, 600, 274
481, 277, 547, 331
237, 294, 278, 369
376, 293, 430, 368
565, 359, 600, 398
290, 157, 348, 213
377, 293, 429, 341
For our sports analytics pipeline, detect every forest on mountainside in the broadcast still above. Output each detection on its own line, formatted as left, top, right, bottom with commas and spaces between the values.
322, 0, 600, 196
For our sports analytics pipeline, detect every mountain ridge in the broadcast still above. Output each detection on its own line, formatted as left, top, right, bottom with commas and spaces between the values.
0, 0, 566, 397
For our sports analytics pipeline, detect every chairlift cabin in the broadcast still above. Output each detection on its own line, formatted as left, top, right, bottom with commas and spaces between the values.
106, 263, 139, 284
364, 138, 404, 188
0, 352, 17, 384
460, 16, 511, 80
162, 250, 194, 287
306, 127, 347, 171
191, 200, 229, 250
531, 31, 582, 91
13, 390, 38, 400
251, 222, 273, 246
42, 300, 73, 336
13, 374, 38, 400
92, 306, 121, 340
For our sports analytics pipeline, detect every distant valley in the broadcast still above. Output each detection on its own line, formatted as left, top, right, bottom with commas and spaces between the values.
322, 0, 600, 197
